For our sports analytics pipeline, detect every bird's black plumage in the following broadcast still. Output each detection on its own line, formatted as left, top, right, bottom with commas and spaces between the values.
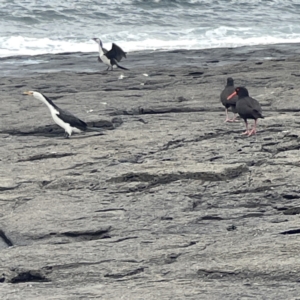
234, 87, 264, 121
23, 91, 105, 139
220, 77, 238, 122
106, 43, 127, 62
56, 110, 88, 131
93, 38, 128, 71
42, 93, 88, 131
227, 86, 264, 136
220, 77, 238, 112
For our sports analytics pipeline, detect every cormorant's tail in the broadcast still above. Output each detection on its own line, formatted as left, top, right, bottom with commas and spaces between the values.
117, 64, 129, 70
114, 60, 129, 70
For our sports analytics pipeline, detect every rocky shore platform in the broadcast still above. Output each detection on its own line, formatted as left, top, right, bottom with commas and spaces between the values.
1, 44, 300, 299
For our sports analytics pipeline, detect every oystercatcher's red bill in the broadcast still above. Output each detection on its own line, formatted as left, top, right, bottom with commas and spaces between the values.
227, 91, 237, 100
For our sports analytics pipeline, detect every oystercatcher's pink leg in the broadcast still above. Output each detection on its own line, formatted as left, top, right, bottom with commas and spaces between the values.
242, 120, 250, 135
231, 113, 239, 122
224, 109, 234, 122
248, 120, 258, 136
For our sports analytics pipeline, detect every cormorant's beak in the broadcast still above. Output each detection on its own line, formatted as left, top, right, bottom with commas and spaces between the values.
92, 38, 97, 42
23, 91, 33, 96
227, 91, 237, 100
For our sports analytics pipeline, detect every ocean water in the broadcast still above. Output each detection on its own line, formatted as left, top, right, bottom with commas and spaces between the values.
0, 0, 300, 57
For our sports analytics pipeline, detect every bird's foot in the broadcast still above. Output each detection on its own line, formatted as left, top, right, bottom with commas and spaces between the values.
248, 128, 257, 136
64, 132, 70, 139
224, 118, 234, 123
241, 130, 250, 135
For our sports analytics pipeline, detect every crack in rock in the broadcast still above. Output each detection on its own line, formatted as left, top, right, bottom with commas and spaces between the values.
197, 269, 238, 279
108, 163, 249, 184
109, 106, 217, 116
199, 216, 223, 221
280, 229, 300, 235
0, 230, 13, 247
282, 207, 300, 215
38, 227, 112, 242
262, 139, 300, 154
104, 267, 145, 279
3, 268, 49, 284
40, 178, 103, 191
0, 183, 21, 191
197, 267, 300, 282
164, 253, 182, 264
17, 153, 75, 162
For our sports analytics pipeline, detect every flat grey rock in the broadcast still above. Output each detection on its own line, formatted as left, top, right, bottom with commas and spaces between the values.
1, 45, 300, 299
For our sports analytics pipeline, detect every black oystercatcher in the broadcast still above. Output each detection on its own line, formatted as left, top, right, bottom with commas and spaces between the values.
220, 77, 238, 122
227, 87, 264, 136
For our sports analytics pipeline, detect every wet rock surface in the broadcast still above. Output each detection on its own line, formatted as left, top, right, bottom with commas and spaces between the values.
1, 45, 300, 299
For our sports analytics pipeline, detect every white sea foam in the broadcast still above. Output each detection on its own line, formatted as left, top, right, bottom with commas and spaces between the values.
1, 31, 300, 57
0, 0, 300, 58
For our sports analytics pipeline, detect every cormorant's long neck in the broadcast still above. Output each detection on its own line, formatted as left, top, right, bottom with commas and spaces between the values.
98, 43, 104, 56
37, 93, 59, 113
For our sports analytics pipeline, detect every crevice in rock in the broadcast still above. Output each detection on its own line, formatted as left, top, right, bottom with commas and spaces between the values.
282, 193, 300, 200
229, 184, 284, 195
185, 71, 204, 76
199, 216, 223, 221
39, 178, 105, 191
94, 208, 127, 213
262, 140, 300, 153
17, 153, 74, 162
59, 161, 95, 171
178, 241, 197, 248
108, 165, 248, 185
62, 228, 111, 239
60, 227, 111, 241
280, 229, 300, 235
42, 259, 141, 273
0, 184, 21, 191
0, 230, 13, 247
110, 236, 138, 243
6, 269, 49, 284
161, 130, 245, 151
104, 267, 144, 279
237, 212, 265, 219
161, 138, 186, 151
35, 227, 112, 242
109, 106, 218, 116
42, 260, 115, 271
164, 253, 181, 264
195, 268, 300, 282
197, 269, 238, 279
282, 207, 300, 215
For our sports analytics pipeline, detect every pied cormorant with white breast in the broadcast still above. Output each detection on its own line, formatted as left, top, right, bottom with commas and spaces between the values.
23, 91, 103, 138
92, 38, 128, 71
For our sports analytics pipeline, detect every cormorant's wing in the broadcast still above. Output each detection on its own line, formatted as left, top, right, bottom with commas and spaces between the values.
106, 43, 126, 62
56, 107, 87, 130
